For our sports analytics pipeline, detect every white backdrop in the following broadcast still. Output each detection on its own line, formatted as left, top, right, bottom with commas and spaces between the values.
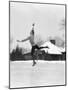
0, 0, 68, 90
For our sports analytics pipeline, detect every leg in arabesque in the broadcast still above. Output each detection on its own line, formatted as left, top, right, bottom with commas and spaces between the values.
34, 45, 49, 50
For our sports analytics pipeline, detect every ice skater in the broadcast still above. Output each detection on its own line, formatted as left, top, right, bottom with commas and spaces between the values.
17, 23, 47, 66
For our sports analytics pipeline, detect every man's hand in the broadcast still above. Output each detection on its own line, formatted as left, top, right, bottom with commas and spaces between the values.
17, 37, 29, 43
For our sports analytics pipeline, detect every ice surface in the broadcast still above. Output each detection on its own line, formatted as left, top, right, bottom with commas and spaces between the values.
10, 60, 65, 88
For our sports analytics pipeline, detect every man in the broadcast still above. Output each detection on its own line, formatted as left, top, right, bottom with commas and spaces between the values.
17, 23, 45, 66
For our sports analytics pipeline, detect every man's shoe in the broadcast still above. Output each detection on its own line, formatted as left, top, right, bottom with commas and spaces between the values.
32, 62, 36, 66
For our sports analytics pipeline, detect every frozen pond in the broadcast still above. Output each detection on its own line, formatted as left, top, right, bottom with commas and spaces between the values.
10, 60, 65, 88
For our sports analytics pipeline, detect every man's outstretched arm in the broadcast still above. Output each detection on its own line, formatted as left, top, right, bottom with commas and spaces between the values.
17, 37, 30, 42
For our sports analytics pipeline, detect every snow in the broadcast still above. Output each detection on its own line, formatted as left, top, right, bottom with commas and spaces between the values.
40, 41, 65, 54
10, 61, 65, 88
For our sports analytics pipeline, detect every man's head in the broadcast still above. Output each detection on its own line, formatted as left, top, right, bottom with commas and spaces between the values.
30, 23, 35, 35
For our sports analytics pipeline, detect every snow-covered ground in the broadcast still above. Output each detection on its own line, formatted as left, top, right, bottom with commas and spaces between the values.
40, 41, 65, 54
10, 60, 65, 88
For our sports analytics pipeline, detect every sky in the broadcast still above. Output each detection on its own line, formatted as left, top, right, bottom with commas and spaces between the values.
10, 2, 65, 53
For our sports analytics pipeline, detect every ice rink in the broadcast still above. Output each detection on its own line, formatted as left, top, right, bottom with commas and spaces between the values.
10, 60, 65, 88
